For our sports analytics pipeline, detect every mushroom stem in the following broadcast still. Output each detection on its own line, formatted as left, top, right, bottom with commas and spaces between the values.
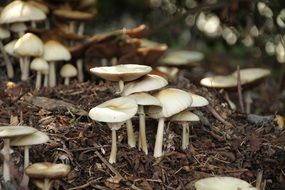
49, 62, 56, 87
181, 122, 190, 150
109, 129, 117, 164
44, 178, 50, 190
20, 146, 30, 187
43, 73, 48, 87
224, 92, 236, 110
64, 77, 70, 85
3, 139, 11, 182
126, 119, 136, 148
31, 21, 37, 28
101, 58, 108, 66
77, 22, 85, 35
35, 71, 42, 89
76, 59, 84, 82
0, 41, 14, 79
111, 57, 117, 65
154, 117, 165, 158
69, 21, 75, 33
21, 56, 30, 81
118, 80, 124, 92
138, 105, 148, 154
245, 91, 253, 114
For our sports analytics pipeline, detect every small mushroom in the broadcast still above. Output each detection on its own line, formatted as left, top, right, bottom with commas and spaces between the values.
25, 162, 70, 190
88, 97, 138, 163
128, 92, 161, 155
90, 64, 152, 93
170, 110, 200, 150
30, 58, 49, 89
146, 88, 192, 158
10, 131, 49, 186
60, 63, 78, 85
10, 23, 27, 37
43, 40, 71, 87
0, 126, 37, 182
160, 50, 204, 67
194, 176, 257, 190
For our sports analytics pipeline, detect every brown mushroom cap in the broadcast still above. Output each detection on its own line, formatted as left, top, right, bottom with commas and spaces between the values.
53, 9, 96, 21
25, 162, 70, 179
90, 64, 152, 82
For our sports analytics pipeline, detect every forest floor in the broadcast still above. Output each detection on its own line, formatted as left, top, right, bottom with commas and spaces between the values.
0, 70, 285, 190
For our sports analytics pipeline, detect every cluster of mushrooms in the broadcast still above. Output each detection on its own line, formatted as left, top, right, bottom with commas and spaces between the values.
0, 125, 70, 190
0, 1, 272, 189
88, 63, 209, 163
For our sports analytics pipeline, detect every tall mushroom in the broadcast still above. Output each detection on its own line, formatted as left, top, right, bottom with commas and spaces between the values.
0, 26, 14, 79
25, 162, 70, 190
0, 126, 37, 182
195, 176, 257, 190
14, 33, 44, 81
88, 97, 138, 163
43, 40, 71, 87
146, 88, 192, 158
128, 92, 161, 155
10, 131, 49, 186
90, 64, 152, 93
122, 74, 167, 151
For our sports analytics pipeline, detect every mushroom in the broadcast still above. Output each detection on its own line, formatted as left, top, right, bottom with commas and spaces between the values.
146, 88, 192, 158
43, 40, 71, 87
0, 0, 46, 28
122, 74, 168, 96
128, 92, 161, 155
121, 74, 167, 151
88, 97, 138, 163
0, 26, 14, 79
90, 64, 152, 93
10, 131, 49, 186
14, 33, 44, 81
30, 58, 49, 89
25, 162, 70, 190
0, 126, 37, 182
160, 50, 204, 67
10, 22, 27, 37
170, 110, 200, 150
60, 63, 78, 85
200, 68, 271, 113
194, 176, 257, 190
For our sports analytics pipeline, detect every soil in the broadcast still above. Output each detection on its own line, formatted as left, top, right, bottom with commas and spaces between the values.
0, 70, 285, 190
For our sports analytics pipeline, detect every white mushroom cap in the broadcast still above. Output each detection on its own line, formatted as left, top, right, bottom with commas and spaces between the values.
90, 64, 152, 82
189, 92, 209, 107
89, 97, 138, 123
4, 40, 17, 57
25, 162, 70, 179
170, 110, 200, 122
161, 50, 204, 66
200, 75, 238, 88
128, 92, 161, 106
10, 131, 49, 146
10, 23, 27, 34
195, 176, 257, 190
0, 27, 10, 39
122, 74, 168, 96
14, 33, 44, 57
0, 1, 46, 24
43, 40, 71, 61
232, 68, 271, 84
60, 64, 78, 78
0, 126, 37, 138
146, 88, 192, 118
30, 57, 49, 72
